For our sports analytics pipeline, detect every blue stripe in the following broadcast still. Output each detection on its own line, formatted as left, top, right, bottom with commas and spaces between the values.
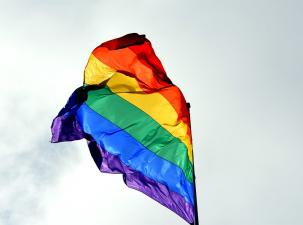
76, 103, 194, 204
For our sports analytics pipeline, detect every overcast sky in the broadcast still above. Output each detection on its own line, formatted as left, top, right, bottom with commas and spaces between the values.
0, 0, 302, 225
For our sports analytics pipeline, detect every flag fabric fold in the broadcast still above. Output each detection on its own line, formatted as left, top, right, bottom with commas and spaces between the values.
51, 33, 196, 224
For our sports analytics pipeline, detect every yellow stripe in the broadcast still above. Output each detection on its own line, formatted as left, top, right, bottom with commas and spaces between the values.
84, 54, 193, 161
84, 54, 116, 85
107, 73, 193, 162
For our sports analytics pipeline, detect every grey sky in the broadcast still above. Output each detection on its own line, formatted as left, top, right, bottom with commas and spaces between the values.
0, 0, 302, 225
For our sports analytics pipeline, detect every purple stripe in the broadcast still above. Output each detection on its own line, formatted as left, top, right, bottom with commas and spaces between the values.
51, 88, 86, 143
88, 141, 194, 223
51, 114, 85, 142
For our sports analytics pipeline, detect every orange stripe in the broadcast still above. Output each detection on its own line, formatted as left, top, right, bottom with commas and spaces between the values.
159, 87, 192, 140
92, 47, 170, 90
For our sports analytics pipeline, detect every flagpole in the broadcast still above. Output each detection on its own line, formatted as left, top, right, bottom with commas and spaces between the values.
192, 158, 199, 225
187, 103, 199, 225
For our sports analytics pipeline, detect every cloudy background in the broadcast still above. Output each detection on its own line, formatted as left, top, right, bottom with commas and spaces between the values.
0, 0, 302, 225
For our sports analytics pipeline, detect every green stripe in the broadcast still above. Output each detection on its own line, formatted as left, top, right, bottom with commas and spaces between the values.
86, 86, 193, 183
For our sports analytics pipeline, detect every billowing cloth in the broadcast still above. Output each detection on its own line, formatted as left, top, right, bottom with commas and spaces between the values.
51, 33, 195, 224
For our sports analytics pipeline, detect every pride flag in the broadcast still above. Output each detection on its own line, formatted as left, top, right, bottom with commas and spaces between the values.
51, 33, 196, 224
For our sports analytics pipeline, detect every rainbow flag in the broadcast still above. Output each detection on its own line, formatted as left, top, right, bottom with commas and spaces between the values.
51, 33, 196, 224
